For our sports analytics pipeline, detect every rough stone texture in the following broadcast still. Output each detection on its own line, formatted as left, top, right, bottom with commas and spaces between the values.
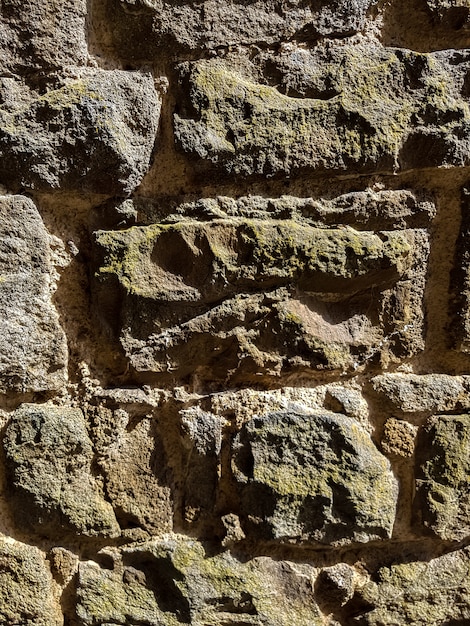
94, 0, 378, 60
0, 195, 67, 393
76, 534, 323, 626
371, 373, 470, 413
0, 0, 88, 73
451, 187, 470, 352
0, 0, 469, 623
3, 404, 120, 539
0, 538, 62, 625
93, 191, 430, 382
414, 415, 470, 540
232, 408, 397, 544
174, 45, 470, 178
89, 402, 174, 537
0, 69, 160, 194
357, 547, 470, 626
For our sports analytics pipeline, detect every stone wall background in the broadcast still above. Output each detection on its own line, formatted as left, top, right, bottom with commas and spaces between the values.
0, 0, 469, 624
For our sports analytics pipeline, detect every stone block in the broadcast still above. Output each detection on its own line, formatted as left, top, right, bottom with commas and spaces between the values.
94, 0, 377, 61
76, 535, 322, 626
0, 539, 62, 625
92, 191, 430, 382
356, 547, 470, 625
0, 195, 67, 393
0, 69, 160, 194
0, 0, 87, 74
3, 404, 120, 539
232, 409, 398, 544
371, 373, 470, 414
173, 44, 470, 178
414, 414, 470, 540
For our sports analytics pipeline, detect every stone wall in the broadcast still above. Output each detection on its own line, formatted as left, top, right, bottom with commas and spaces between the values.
0, 0, 469, 624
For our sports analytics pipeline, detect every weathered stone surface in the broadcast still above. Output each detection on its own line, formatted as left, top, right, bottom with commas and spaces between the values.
381, 418, 417, 458
76, 535, 322, 626
232, 409, 397, 544
174, 44, 470, 178
414, 415, 470, 541
450, 187, 470, 352
0, 195, 67, 393
0, 69, 160, 194
356, 547, 470, 626
0, 0, 88, 73
180, 406, 223, 526
3, 404, 120, 539
89, 403, 173, 536
95, 0, 377, 61
129, 189, 435, 230
371, 373, 470, 413
0, 538, 61, 625
93, 196, 429, 381
426, 0, 470, 28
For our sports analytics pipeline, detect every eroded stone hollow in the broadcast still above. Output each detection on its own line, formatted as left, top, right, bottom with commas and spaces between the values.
0, 0, 469, 624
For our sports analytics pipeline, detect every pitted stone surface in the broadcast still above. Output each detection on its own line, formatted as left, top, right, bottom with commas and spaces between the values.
94, 0, 378, 60
0, 69, 160, 194
414, 415, 470, 540
174, 46, 470, 178
0, 539, 62, 626
357, 547, 470, 626
4, 404, 120, 539
93, 200, 429, 382
232, 409, 398, 544
76, 535, 323, 626
0, 195, 67, 393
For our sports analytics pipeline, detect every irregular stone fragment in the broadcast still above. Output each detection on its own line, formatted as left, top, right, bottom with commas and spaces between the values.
0, 538, 61, 626
180, 407, 223, 526
414, 415, 470, 540
232, 409, 397, 544
3, 404, 120, 539
381, 418, 417, 458
94, 0, 377, 61
371, 373, 470, 413
76, 535, 322, 626
0, 195, 67, 393
315, 564, 356, 610
89, 404, 173, 536
93, 216, 427, 381
0, 69, 160, 194
0, 0, 87, 73
356, 547, 470, 625
450, 187, 470, 352
174, 44, 470, 178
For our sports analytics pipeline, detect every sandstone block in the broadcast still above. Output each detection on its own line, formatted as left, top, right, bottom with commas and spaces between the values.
232, 409, 398, 544
173, 44, 470, 178
0, 69, 160, 194
0, 0, 87, 73
94, 0, 377, 60
76, 535, 322, 626
357, 547, 470, 625
89, 404, 173, 536
0, 539, 62, 625
371, 373, 470, 413
3, 404, 120, 539
414, 415, 470, 540
92, 191, 429, 382
0, 195, 67, 393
